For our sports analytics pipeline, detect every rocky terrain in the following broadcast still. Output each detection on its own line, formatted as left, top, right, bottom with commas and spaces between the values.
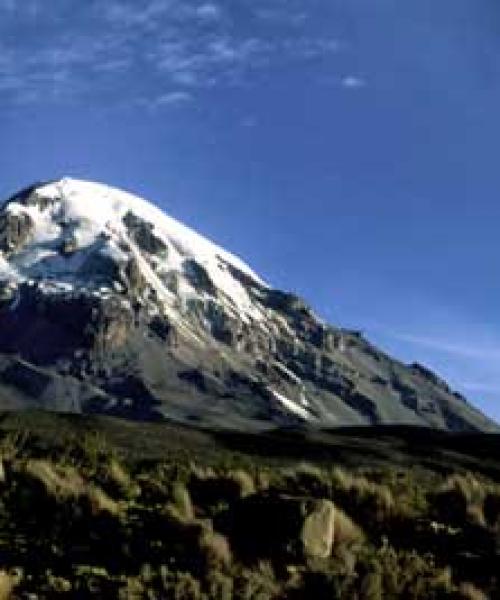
0, 178, 496, 431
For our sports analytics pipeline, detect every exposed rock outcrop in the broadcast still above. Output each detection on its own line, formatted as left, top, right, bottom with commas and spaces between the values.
0, 211, 33, 253
123, 211, 167, 256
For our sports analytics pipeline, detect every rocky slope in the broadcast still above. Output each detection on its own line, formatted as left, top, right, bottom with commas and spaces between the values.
0, 178, 495, 431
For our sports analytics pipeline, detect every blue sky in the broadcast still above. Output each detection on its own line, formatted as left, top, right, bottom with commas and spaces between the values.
1, 0, 500, 422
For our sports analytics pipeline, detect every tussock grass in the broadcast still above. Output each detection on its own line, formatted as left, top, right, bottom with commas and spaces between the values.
21, 459, 86, 500
0, 420, 498, 599
430, 472, 500, 527
168, 481, 195, 522
330, 467, 395, 525
458, 583, 490, 600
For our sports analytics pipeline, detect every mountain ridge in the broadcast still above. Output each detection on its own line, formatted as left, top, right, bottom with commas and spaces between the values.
0, 178, 496, 431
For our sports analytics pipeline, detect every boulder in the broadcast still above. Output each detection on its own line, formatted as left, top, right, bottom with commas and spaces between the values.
224, 494, 335, 560
301, 499, 336, 558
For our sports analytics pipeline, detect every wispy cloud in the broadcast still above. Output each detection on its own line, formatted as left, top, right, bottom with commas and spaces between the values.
150, 36, 271, 88
2, 0, 45, 20
254, 6, 308, 27
101, 0, 173, 30
0, 0, 350, 108
341, 75, 366, 89
148, 90, 193, 109
0, 0, 39, 15
195, 3, 223, 21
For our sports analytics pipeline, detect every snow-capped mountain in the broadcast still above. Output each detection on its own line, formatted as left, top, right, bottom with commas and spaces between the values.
0, 178, 496, 431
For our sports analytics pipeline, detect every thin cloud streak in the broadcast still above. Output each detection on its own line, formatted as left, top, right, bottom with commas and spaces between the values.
149, 90, 193, 109
341, 75, 366, 89
385, 331, 500, 362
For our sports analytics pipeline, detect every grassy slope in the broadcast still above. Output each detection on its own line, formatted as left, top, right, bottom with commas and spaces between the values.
0, 411, 499, 598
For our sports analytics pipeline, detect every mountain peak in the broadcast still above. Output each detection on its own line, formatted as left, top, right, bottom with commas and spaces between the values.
0, 180, 497, 432
0, 177, 265, 321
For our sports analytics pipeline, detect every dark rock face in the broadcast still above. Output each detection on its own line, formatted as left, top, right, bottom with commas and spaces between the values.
0, 271, 495, 431
205, 301, 242, 346
149, 316, 176, 345
78, 251, 121, 284
0, 286, 134, 364
123, 211, 167, 256
2, 182, 51, 207
0, 212, 33, 253
100, 375, 163, 421
183, 260, 217, 297
123, 257, 147, 296
82, 297, 134, 354
263, 289, 311, 319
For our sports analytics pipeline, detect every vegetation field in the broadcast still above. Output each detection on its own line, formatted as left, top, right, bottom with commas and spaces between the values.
0, 411, 499, 598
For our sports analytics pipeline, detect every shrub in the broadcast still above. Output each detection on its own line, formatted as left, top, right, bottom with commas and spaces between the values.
168, 482, 195, 522
85, 484, 120, 517
46, 572, 72, 593
72, 565, 117, 597
99, 458, 140, 500
233, 562, 280, 600
281, 463, 331, 499
359, 570, 383, 600
81, 431, 114, 468
19, 459, 86, 502
160, 570, 203, 599
330, 468, 395, 528
14, 458, 120, 520
0, 430, 30, 461
356, 541, 454, 598
205, 569, 233, 600
228, 469, 256, 498
118, 577, 145, 599
189, 468, 255, 514
431, 473, 487, 527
